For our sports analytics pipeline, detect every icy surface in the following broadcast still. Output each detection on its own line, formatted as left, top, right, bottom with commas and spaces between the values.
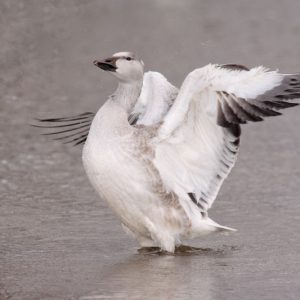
1, 1, 300, 299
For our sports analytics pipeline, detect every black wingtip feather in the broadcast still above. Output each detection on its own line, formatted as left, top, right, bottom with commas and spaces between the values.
222, 100, 247, 124
33, 112, 95, 146
227, 124, 241, 137
219, 64, 250, 71
40, 124, 91, 136
35, 112, 95, 123
263, 100, 299, 109
30, 119, 91, 129
275, 93, 300, 100
227, 97, 264, 122
249, 100, 282, 117
188, 193, 205, 210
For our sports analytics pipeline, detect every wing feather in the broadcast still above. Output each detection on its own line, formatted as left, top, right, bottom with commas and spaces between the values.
130, 71, 178, 126
153, 64, 299, 213
34, 72, 177, 145
32, 112, 95, 146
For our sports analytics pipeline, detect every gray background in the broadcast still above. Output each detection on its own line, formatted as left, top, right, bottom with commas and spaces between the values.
1, 1, 300, 299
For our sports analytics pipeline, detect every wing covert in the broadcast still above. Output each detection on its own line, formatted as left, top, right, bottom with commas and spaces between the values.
129, 71, 178, 126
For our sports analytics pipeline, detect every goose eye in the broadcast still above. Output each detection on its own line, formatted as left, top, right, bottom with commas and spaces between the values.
126, 57, 132, 61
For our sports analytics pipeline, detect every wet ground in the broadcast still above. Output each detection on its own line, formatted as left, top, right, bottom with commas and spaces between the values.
1, 1, 300, 299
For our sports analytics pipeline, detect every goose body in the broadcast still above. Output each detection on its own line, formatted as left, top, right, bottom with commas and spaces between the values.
37, 52, 300, 252
82, 91, 226, 252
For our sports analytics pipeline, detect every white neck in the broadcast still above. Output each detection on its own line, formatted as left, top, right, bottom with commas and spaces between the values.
112, 80, 143, 113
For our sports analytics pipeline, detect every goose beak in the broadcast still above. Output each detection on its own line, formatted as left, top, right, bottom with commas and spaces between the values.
93, 57, 117, 72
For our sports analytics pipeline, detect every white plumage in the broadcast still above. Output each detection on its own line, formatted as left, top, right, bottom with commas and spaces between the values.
37, 52, 300, 252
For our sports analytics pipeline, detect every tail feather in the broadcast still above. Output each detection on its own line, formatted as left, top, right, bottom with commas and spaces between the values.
207, 217, 237, 232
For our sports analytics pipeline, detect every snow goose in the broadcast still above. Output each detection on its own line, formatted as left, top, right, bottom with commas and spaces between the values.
35, 52, 300, 253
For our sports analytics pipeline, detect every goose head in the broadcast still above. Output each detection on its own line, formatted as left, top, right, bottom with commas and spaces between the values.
93, 51, 144, 83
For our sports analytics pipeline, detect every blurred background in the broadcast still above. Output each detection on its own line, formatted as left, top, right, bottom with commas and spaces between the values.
1, 1, 300, 299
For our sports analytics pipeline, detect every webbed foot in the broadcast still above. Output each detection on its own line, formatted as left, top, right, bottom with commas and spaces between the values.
137, 247, 162, 255
174, 245, 212, 254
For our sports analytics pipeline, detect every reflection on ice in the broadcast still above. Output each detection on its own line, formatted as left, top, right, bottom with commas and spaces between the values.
80, 252, 214, 299
79, 245, 239, 299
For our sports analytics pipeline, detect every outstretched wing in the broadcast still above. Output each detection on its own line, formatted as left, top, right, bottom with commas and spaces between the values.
129, 71, 178, 126
34, 72, 177, 146
32, 112, 95, 146
153, 64, 300, 213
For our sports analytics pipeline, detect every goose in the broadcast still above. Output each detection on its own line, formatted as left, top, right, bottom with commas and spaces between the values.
35, 51, 300, 253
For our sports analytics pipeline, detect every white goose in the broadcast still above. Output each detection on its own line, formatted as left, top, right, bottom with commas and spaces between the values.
36, 51, 300, 253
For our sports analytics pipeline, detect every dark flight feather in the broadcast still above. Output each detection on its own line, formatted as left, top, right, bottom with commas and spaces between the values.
32, 112, 95, 146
